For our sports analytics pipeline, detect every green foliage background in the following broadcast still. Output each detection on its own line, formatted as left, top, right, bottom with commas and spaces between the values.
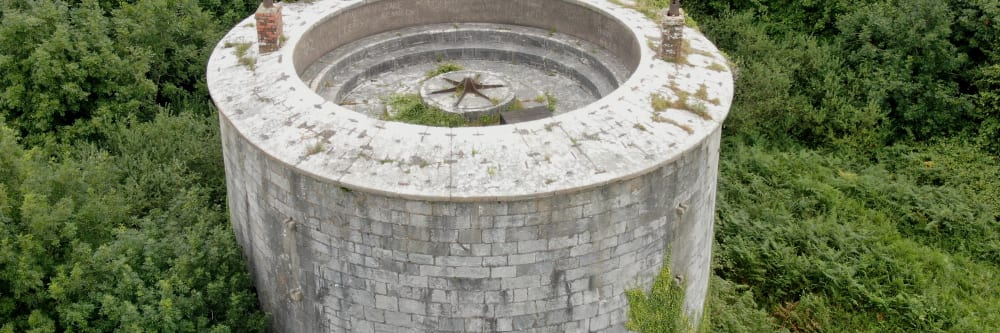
0, 0, 264, 331
634, 0, 1000, 332
0, 0, 997, 332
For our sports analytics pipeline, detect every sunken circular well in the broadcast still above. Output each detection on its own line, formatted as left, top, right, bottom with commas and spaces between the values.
291, 0, 641, 75
293, 0, 641, 119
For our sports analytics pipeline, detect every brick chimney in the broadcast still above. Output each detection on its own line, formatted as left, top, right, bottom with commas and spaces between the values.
255, 0, 283, 53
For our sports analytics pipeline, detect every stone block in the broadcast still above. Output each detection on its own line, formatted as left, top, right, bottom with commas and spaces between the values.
491, 266, 517, 278
399, 298, 426, 315
375, 295, 398, 311
385, 311, 412, 326
517, 239, 548, 253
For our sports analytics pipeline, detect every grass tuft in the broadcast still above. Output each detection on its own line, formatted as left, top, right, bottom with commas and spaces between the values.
426, 62, 464, 78
383, 94, 501, 127
707, 62, 728, 72
652, 114, 694, 134
544, 92, 558, 112
651, 93, 672, 112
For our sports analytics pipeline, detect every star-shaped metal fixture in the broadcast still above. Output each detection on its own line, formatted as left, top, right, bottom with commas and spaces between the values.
429, 75, 505, 106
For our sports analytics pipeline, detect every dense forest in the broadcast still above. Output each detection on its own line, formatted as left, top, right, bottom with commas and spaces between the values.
0, 0, 997, 332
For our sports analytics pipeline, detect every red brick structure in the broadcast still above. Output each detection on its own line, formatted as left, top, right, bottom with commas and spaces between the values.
255, 3, 283, 53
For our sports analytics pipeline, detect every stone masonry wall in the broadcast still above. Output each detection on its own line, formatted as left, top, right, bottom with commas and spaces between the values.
220, 116, 720, 333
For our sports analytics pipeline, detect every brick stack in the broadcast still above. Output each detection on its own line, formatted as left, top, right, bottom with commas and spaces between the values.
255, 4, 283, 53
658, 9, 685, 62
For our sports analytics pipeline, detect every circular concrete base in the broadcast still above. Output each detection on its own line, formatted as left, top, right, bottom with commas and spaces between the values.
419, 71, 515, 120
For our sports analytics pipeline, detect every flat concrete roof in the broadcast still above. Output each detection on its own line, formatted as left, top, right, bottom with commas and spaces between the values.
207, 0, 733, 201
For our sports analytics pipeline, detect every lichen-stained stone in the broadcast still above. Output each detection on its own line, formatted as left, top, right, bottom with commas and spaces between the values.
208, 0, 733, 332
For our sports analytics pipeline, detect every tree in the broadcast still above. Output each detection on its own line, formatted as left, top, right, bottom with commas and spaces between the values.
0, 114, 267, 332
837, 0, 973, 140
0, 0, 156, 141
0, 0, 250, 143
973, 64, 1000, 154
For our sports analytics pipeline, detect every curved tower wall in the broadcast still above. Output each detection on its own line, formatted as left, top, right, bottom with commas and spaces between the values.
209, 0, 734, 331
221, 120, 719, 332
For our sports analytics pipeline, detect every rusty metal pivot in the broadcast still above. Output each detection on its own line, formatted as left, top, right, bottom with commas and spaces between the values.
429, 76, 505, 106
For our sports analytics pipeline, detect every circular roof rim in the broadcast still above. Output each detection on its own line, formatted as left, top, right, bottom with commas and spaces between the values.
207, 0, 735, 201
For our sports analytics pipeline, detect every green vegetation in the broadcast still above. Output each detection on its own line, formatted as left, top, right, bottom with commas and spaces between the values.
617, 0, 672, 20
707, 62, 728, 72
382, 94, 501, 127
708, 141, 1000, 332
628, 1, 1000, 332
650, 90, 712, 121
509, 99, 524, 111
0, 114, 267, 332
0, 0, 266, 331
470, 113, 502, 127
687, 102, 710, 120
544, 92, 558, 112
384, 94, 468, 127
237, 55, 257, 71
626, 267, 689, 332
651, 114, 694, 134
226, 41, 256, 71
694, 84, 720, 106
425, 62, 464, 78
651, 93, 672, 112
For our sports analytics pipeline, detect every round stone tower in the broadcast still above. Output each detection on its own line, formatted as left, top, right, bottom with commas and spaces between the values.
207, 0, 733, 332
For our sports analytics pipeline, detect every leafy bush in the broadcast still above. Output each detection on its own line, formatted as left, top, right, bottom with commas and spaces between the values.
706, 276, 784, 333
836, 0, 973, 140
698, 12, 889, 151
0, 0, 157, 139
0, 0, 266, 331
0, 0, 243, 144
0, 113, 267, 332
972, 64, 1000, 154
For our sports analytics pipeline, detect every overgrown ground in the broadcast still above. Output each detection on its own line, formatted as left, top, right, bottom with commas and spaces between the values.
0, 0, 997, 332
632, 0, 1000, 332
